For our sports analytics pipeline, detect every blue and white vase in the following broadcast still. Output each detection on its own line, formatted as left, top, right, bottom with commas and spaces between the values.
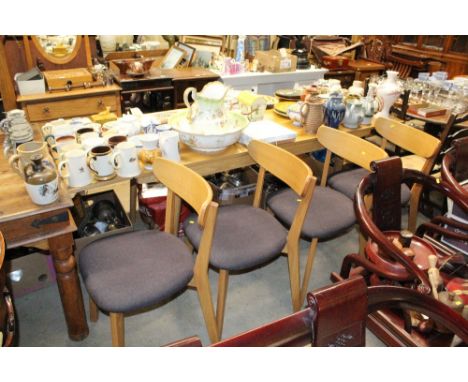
324, 91, 346, 128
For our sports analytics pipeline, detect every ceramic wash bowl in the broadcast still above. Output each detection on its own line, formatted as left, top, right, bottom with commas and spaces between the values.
168, 111, 249, 153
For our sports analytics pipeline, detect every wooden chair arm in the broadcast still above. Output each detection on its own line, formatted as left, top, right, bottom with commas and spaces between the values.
367, 285, 468, 343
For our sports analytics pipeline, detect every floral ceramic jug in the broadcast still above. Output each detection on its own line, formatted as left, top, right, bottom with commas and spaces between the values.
183, 81, 230, 130
343, 97, 364, 129
362, 83, 380, 125
376, 70, 401, 118
324, 91, 346, 128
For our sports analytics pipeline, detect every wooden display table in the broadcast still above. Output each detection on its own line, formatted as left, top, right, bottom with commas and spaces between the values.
0, 138, 88, 341
348, 59, 386, 82
17, 84, 122, 123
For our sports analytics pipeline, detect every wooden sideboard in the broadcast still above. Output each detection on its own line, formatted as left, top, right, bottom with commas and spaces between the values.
16, 84, 122, 123
348, 59, 386, 81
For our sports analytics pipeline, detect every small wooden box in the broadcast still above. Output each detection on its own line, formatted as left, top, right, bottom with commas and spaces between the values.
322, 56, 349, 70
255, 50, 297, 73
43, 68, 93, 89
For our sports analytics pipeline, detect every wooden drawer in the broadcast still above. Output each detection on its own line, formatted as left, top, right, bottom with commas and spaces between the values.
25, 94, 118, 122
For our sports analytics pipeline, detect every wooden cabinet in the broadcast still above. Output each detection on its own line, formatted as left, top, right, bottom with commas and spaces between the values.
391, 36, 468, 78
17, 84, 122, 123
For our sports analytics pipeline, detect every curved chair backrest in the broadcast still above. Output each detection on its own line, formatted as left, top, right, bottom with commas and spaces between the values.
374, 116, 441, 172
316, 125, 388, 187
442, 136, 468, 197
248, 140, 316, 256
153, 157, 215, 228
248, 140, 314, 198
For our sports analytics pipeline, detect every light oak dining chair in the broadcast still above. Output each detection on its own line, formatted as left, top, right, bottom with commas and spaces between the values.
374, 116, 441, 232
268, 125, 389, 305
78, 157, 220, 346
184, 140, 316, 338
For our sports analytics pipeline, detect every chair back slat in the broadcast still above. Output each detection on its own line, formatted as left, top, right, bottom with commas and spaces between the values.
374, 116, 441, 160
153, 157, 213, 227
317, 125, 388, 172
248, 140, 314, 197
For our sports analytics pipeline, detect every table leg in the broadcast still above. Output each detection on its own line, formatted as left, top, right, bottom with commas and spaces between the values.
129, 178, 138, 224
48, 232, 89, 341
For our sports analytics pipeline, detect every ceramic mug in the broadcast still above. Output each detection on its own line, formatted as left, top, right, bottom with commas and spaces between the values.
8, 141, 52, 177
107, 135, 127, 148
58, 149, 92, 188
82, 137, 106, 152
25, 176, 59, 205
42, 123, 74, 143
111, 142, 141, 178
57, 142, 83, 160
76, 127, 97, 143
87, 145, 115, 179
139, 133, 159, 150
159, 131, 180, 162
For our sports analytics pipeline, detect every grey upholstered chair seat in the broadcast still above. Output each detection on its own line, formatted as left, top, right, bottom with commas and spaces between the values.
328, 168, 411, 204
79, 230, 194, 313
267, 186, 356, 241
184, 204, 287, 272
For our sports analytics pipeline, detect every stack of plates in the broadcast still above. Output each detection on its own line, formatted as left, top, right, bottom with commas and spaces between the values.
275, 88, 303, 101
273, 101, 295, 117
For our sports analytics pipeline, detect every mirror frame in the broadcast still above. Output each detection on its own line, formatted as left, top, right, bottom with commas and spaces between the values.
30, 35, 83, 65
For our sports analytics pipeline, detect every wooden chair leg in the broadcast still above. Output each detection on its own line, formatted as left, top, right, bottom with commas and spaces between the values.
300, 238, 319, 305
216, 269, 229, 339
110, 312, 125, 347
195, 273, 220, 343
89, 296, 99, 322
359, 230, 367, 256
286, 242, 301, 312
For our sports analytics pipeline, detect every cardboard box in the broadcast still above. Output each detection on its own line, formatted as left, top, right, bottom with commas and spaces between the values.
43, 68, 93, 89
15, 67, 46, 96
207, 167, 258, 206
5, 252, 56, 298
255, 50, 297, 73
71, 190, 133, 255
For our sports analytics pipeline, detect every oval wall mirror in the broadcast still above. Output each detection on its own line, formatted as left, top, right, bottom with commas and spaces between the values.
31, 35, 82, 64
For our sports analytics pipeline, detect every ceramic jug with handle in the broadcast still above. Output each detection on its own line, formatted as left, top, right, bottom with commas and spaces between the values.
324, 91, 346, 128
343, 98, 364, 129
362, 83, 381, 125
183, 81, 230, 131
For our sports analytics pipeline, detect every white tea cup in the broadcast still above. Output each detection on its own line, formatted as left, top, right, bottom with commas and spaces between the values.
159, 131, 180, 162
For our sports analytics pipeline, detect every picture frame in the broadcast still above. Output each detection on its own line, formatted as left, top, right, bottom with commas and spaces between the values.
175, 42, 196, 67
159, 46, 186, 69
180, 36, 224, 68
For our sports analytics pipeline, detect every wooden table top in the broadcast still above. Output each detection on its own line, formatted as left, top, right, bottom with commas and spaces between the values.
12, 110, 374, 197
137, 109, 374, 183
0, 133, 73, 224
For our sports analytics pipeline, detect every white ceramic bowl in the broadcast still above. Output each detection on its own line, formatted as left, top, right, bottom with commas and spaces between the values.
169, 111, 249, 153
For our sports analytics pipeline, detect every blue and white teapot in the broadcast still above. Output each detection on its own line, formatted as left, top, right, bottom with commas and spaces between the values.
324, 91, 346, 128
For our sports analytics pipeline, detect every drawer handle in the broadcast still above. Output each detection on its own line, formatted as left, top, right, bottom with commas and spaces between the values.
43, 107, 50, 113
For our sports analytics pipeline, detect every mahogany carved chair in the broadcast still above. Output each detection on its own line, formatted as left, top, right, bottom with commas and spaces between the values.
267, 126, 388, 307
168, 276, 468, 347
184, 140, 316, 339
374, 116, 441, 232
1, 231, 15, 347
339, 157, 468, 292
78, 157, 220, 346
